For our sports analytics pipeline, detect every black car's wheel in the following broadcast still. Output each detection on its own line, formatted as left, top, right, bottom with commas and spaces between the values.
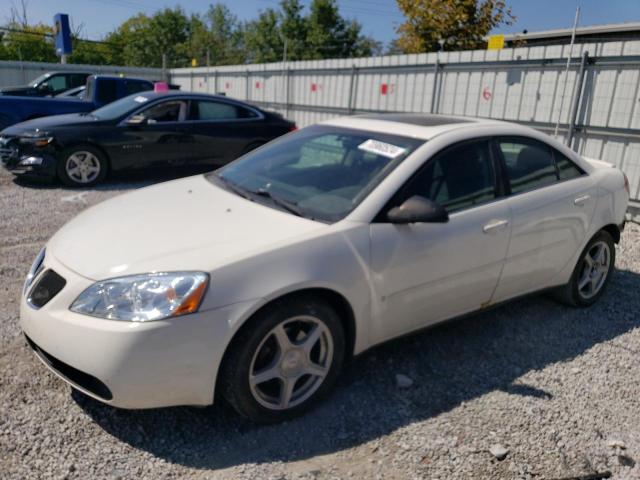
555, 230, 615, 307
220, 295, 345, 423
57, 145, 108, 187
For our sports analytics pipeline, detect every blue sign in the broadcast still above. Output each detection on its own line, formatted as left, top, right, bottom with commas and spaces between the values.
53, 13, 72, 56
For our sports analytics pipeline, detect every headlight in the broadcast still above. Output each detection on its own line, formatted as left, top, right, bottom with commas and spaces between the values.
70, 272, 209, 322
24, 247, 46, 295
19, 136, 53, 147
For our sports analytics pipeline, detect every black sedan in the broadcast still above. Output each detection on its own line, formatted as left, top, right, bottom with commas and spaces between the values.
0, 92, 296, 186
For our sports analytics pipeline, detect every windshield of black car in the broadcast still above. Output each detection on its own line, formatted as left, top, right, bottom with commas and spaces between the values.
209, 125, 425, 222
91, 93, 151, 120
30, 74, 49, 87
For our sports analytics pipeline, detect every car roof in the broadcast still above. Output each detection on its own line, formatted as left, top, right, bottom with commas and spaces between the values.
133, 91, 263, 109
322, 114, 506, 140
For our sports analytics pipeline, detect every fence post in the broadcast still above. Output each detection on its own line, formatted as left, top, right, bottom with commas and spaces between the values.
430, 60, 440, 114
213, 70, 218, 94
245, 70, 250, 101
161, 54, 167, 83
347, 65, 359, 115
285, 68, 291, 117
567, 51, 589, 149
206, 50, 211, 94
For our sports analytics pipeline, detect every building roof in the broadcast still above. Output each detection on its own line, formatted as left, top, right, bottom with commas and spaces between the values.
500, 21, 640, 43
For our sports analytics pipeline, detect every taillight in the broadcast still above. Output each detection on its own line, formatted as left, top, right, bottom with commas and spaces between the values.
623, 172, 630, 196
289, 124, 298, 132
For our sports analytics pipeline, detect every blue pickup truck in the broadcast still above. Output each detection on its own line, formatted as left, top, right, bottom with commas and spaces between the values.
0, 75, 154, 130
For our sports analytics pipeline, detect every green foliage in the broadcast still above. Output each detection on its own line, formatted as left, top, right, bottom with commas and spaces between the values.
395, 0, 515, 53
0, 23, 57, 62
0, 1, 380, 66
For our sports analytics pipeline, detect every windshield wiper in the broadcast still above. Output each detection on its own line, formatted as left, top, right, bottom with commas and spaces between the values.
215, 174, 253, 200
252, 188, 306, 218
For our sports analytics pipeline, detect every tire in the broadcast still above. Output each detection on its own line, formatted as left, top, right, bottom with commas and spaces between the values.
56, 145, 108, 187
554, 230, 615, 307
220, 295, 346, 423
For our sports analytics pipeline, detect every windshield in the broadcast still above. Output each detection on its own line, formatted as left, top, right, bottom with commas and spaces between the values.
91, 93, 151, 120
210, 125, 425, 222
30, 73, 50, 87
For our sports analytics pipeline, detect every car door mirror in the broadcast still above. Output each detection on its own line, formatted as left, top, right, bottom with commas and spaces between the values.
126, 114, 147, 126
387, 195, 449, 224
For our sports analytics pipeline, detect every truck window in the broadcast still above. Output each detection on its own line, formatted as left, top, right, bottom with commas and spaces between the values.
96, 79, 118, 105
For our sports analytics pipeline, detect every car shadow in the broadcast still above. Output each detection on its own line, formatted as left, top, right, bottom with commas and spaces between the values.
73, 268, 640, 471
12, 165, 215, 192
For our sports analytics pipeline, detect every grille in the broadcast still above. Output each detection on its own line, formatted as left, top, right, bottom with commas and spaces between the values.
0, 136, 18, 163
27, 269, 66, 308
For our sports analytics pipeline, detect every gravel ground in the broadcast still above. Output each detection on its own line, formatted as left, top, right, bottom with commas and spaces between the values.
1, 168, 640, 480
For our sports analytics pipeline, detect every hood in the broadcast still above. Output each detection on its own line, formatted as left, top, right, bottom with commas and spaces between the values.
0, 86, 36, 96
2, 113, 102, 135
48, 175, 326, 280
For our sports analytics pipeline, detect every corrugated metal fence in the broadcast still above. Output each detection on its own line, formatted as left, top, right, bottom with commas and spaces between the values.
0, 60, 163, 86
170, 40, 640, 203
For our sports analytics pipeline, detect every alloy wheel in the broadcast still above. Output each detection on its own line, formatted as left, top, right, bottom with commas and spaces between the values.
65, 151, 101, 184
248, 315, 334, 410
577, 240, 611, 300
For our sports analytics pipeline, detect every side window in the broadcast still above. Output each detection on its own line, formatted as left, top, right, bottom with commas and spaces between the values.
141, 101, 187, 123
498, 138, 557, 194
402, 140, 496, 212
45, 75, 68, 93
70, 74, 88, 88
190, 101, 239, 120
555, 151, 584, 180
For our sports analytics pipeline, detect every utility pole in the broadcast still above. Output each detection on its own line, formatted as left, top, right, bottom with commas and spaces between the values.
280, 34, 288, 108
554, 6, 580, 138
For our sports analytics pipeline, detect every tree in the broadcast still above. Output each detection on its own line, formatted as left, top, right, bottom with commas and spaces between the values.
244, 8, 282, 63
190, 4, 246, 66
105, 8, 191, 68
395, 0, 515, 53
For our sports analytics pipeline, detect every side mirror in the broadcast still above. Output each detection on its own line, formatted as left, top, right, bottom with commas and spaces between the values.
387, 195, 449, 224
126, 114, 147, 125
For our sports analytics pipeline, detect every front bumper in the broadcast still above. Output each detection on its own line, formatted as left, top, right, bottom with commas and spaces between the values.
20, 252, 255, 409
0, 138, 57, 177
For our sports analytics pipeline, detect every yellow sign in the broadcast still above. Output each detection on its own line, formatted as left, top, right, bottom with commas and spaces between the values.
487, 34, 505, 50
191, 58, 198, 67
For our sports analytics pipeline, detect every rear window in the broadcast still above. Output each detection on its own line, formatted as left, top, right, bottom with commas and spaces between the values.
95, 79, 118, 105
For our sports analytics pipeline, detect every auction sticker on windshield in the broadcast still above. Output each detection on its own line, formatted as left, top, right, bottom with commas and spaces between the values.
358, 139, 407, 159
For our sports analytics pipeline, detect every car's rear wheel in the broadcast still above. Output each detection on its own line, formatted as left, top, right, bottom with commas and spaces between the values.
57, 145, 107, 187
555, 230, 615, 307
220, 296, 345, 423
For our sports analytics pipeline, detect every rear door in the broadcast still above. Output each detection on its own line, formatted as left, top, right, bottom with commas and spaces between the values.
370, 138, 512, 342
184, 99, 265, 165
491, 136, 597, 302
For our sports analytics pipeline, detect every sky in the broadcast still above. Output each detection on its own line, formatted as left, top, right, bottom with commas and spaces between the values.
6, 0, 640, 47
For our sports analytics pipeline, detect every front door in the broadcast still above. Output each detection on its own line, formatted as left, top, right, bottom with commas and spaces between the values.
369, 139, 512, 343
114, 99, 192, 169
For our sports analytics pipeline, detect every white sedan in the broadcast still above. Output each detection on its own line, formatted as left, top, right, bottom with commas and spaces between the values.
21, 114, 629, 422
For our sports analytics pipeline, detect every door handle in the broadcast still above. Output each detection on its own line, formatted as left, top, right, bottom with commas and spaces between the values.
574, 194, 590, 206
483, 219, 509, 233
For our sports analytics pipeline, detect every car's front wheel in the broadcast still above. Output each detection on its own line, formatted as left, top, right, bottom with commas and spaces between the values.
556, 230, 615, 307
220, 296, 345, 423
57, 145, 107, 187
